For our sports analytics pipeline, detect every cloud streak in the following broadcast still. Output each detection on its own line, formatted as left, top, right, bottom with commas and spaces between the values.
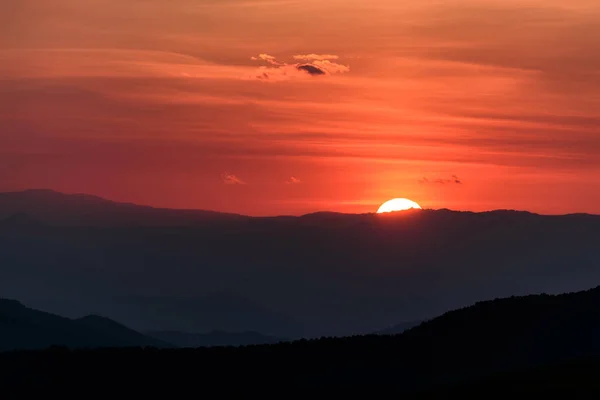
293, 54, 340, 61
285, 176, 301, 184
222, 173, 246, 185
419, 175, 463, 185
251, 53, 285, 66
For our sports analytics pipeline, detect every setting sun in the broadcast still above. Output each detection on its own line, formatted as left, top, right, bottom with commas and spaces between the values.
377, 198, 422, 213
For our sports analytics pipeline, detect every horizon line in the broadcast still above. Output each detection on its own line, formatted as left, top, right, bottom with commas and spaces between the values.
2, 188, 598, 218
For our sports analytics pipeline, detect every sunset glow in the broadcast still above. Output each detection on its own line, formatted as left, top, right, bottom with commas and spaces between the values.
2, 0, 600, 215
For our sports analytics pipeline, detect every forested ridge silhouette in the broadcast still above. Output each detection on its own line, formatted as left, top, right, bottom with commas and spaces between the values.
4, 285, 600, 395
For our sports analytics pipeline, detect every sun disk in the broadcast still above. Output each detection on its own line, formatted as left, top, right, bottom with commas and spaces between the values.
377, 198, 422, 213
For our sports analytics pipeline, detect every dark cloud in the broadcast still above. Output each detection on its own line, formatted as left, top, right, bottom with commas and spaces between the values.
296, 64, 326, 76
419, 175, 463, 185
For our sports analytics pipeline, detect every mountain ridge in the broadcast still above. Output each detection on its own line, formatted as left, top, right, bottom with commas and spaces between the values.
2, 189, 600, 337
2, 189, 598, 219
0, 298, 171, 351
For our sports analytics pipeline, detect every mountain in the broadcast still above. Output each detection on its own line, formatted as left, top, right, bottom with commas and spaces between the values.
146, 330, 289, 348
375, 320, 422, 335
27, 294, 301, 338
0, 189, 247, 227
1, 189, 600, 337
73, 315, 173, 348
397, 285, 600, 383
0, 299, 170, 351
4, 286, 600, 395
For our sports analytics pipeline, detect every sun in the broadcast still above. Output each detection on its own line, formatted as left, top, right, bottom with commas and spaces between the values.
377, 198, 422, 213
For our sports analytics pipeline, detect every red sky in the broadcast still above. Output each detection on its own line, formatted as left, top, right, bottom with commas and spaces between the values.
2, 0, 600, 216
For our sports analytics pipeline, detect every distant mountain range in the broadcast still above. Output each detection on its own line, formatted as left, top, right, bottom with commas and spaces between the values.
25, 294, 301, 338
0, 189, 246, 227
0, 298, 170, 351
1, 189, 600, 338
0, 298, 294, 352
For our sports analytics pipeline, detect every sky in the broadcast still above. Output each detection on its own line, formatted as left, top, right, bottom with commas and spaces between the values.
2, 0, 600, 216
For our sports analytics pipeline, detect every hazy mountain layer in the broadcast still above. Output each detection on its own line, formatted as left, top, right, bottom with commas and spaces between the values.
2, 189, 599, 337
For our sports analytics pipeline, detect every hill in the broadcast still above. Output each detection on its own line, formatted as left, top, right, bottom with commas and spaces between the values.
146, 329, 289, 348
0, 299, 170, 351
4, 286, 600, 394
375, 320, 422, 335
398, 285, 600, 382
2, 189, 600, 337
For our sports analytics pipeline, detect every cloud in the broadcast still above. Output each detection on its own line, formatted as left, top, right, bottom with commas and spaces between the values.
296, 64, 326, 76
250, 53, 284, 66
285, 176, 301, 184
250, 53, 349, 81
293, 54, 340, 61
311, 59, 351, 74
419, 175, 463, 184
222, 173, 246, 185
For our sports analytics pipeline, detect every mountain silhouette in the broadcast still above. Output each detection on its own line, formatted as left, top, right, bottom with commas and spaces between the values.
27, 294, 301, 338
146, 329, 289, 348
0, 299, 171, 351
0, 189, 246, 227
2, 189, 600, 337
4, 286, 600, 395
374, 320, 422, 335
396, 285, 600, 383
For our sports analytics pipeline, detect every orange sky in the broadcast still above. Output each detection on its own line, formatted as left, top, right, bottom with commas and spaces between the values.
2, 0, 600, 215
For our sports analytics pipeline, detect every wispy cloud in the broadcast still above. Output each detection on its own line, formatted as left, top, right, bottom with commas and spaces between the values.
419, 175, 463, 184
293, 54, 340, 61
250, 53, 284, 66
222, 173, 246, 185
285, 176, 301, 184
